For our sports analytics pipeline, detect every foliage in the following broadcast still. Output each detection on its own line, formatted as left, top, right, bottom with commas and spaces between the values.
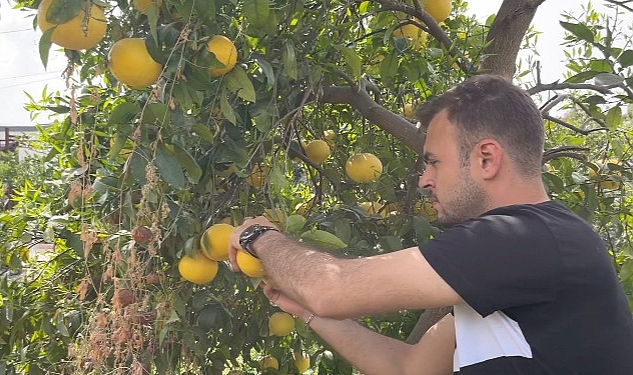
0, 0, 632, 374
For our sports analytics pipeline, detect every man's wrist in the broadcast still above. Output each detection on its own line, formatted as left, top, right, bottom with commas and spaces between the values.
239, 224, 280, 258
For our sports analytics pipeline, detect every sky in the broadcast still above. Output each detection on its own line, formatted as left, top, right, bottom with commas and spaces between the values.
0, 1, 625, 128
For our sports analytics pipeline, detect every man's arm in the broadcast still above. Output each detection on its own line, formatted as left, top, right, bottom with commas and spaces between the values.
262, 283, 455, 375
229, 217, 463, 319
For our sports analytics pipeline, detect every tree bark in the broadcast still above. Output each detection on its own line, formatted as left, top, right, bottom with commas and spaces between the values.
320, 86, 425, 154
479, 0, 546, 78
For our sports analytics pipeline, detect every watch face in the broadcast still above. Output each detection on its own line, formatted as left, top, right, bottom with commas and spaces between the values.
239, 224, 262, 249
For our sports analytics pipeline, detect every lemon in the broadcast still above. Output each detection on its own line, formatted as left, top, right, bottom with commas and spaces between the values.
420, 0, 452, 22
236, 250, 265, 278
178, 253, 219, 284
246, 165, 269, 189
345, 153, 383, 183
268, 312, 295, 336
109, 38, 163, 89
200, 223, 235, 261
294, 352, 311, 373
261, 356, 279, 370
360, 201, 383, 215
133, 0, 162, 12
206, 35, 238, 77
37, 0, 107, 50
393, 23, 428, 51
305, 139, 331, 164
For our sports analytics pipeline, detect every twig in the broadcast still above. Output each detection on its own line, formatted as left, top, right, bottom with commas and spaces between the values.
543, 114, 608, 135
527, 81, 619, 95
603, 0, 633, 12
373, 0, 473, 74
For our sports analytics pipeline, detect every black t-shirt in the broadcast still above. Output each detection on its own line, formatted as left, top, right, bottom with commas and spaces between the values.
420, 201, 633, 374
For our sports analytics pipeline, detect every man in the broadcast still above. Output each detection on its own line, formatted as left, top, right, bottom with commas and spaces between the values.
228, 75, 633, 374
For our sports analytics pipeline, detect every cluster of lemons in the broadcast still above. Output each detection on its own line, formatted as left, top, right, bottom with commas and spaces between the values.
178, 223, 311, 372
37, 0, 238, 88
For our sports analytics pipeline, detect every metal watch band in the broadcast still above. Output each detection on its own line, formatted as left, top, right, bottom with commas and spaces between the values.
239, 224, 279, 258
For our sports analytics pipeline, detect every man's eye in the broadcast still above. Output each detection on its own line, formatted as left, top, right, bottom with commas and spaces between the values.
426, 160, 438, 166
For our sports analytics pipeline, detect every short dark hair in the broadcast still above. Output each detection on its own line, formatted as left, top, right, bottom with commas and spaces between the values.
417, 75, 544, 177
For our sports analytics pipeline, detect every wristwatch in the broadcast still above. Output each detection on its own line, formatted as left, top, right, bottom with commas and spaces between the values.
239, 224, 280, 258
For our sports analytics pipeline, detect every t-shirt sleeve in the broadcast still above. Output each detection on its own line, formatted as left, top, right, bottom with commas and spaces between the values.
420, 210, 562, 317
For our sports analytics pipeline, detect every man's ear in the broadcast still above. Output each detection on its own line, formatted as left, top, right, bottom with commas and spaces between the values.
474, 139, 503, 179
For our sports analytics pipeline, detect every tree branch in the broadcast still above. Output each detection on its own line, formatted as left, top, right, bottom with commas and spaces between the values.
527, 81, 619, 95
543, 114, 609, 135
603, 0, 633, 12
479, 0, 546, 78
320, 86, 425, 153
373, 0, 474, 74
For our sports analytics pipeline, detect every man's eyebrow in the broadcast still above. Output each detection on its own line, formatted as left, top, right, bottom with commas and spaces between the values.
423, 152, 437, 162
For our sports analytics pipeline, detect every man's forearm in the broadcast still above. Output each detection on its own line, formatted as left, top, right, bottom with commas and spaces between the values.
307, 315, 413, 375
253, 231, 341, 314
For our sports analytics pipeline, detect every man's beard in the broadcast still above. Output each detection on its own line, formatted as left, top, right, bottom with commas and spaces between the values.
434, 172, 489, 227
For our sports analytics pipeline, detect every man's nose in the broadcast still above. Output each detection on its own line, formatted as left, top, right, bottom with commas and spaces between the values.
418, 170, 433, 189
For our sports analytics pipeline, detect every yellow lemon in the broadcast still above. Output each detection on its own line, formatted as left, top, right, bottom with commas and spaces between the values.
305, 139, 331, 164
345, 153, 383, 183
236, 250, 265, 278
414, 200, 438, 222
178, 253, 219, 284
109, 38, 163, 89
294, 352, 311, 373
360, 201, 383, 215
37, 0, 107, 50
261, 356, 279, 370
268, 311, 295, 336
200, 223, 235, 261
393, 23, 428, 51
133, 0, 162, 12
420, 0, 452, 22
403, 102, 419, 118
206, 35, 238, 77
246, 165, 270, 189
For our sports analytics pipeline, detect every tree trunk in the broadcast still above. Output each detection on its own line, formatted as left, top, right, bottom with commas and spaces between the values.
479, 0, 546, 78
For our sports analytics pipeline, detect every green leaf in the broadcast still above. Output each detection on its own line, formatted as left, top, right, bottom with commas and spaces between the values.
605, 106, 623, 130
155, 142, 186, 189
335, 46, 362, 80
146, 5, 159, 45
172, 143, 202, 183
39, 28, 54, 69
219, 88, 237, 124
380, 52, 399, 83
560, 21, 594, 43
594, 72, 624, 85
618, 50, 633, 67
243, 0, 270, 22
564, 71, 598, 84
108, 101, 141, 126
300, 229, 347, 249
44, 0, 83, 24
285, 215, 306, 234
226, 66, 256, 102
255, 58, 276, 89
191, 124, 215, 143
283, 42, 298, 80
589, 59, 614, 73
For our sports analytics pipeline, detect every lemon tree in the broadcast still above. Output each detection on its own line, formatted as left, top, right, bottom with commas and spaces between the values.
4, 0, 633, 373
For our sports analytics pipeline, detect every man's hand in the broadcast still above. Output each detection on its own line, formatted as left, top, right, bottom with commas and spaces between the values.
228, 216, 277, 273
261, 282, 312, 322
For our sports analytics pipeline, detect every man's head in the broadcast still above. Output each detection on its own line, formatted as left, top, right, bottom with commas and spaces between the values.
417, 75, 546, 226
418, 75, 544, 176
